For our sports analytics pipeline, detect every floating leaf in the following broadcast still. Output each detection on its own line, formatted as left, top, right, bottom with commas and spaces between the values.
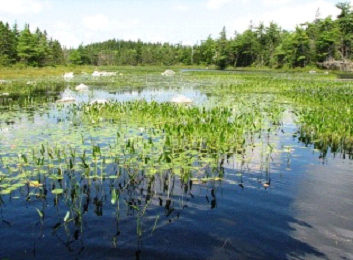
0, 189, 11, 195
11, 183, 25, 188
52, 188, 63, 195
29, 180, 43, 187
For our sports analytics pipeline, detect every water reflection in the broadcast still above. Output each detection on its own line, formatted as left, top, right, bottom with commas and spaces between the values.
1, 120, 343, 259
0, 149, 332, 260
57, 87, 206, 104
1, 84, 353, 260
289, 157, 353, 260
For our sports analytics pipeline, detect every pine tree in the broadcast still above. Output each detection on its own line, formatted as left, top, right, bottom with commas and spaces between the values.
51, 40, 64, 65
17, 24, 38, 66
0, 22, 17, 65
215, 26, 228, 69
335, 2, 353, 59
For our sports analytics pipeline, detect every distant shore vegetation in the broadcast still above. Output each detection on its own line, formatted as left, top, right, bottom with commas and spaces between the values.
1, 2, 353, 70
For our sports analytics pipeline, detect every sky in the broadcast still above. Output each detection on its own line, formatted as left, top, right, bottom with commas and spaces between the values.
0, 0, 346, 48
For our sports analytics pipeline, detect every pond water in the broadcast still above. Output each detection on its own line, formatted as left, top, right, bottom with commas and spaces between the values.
0, 77, 352, 260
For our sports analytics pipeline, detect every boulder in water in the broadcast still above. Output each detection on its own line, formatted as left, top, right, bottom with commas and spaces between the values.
75, 83, 89, 91
161, 70, 175, 76
92, 71, 101, 77
171, 94, 192, 104
63, 72, 74, 79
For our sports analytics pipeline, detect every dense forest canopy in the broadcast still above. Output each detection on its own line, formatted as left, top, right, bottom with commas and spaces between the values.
1, 2, 353, 69
0, 22, 64, 67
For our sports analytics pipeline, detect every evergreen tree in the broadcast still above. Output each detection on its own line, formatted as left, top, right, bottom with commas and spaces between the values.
215, 27, 229, 69
335, 2, 353, 59
0, 22, 18, 65
200, 36, 216, 65
69, 49, 82, 65
50, 39, 64, 65
2, 2, 353, 69
17, 24, 38, 66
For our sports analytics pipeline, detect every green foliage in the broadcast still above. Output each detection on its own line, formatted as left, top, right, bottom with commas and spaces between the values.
71, 2, 353, 69
17, 25, 38, 66
1, 2, 353, 68
69, 49, 82, 65
215, 27, 229, 69
0, 21, 17, 65
0, 23, 63, 67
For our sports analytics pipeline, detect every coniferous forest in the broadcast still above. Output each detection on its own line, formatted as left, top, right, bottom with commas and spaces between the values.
1, 2, 353, 69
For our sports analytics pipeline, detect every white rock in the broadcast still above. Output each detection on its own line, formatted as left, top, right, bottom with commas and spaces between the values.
75, 83, 89, 91
63, 72, 74, 79
324, 71, 329, 75
92, 71, 101, 77
0, 80, 11, 84
161, 70, 175, 76
171, 95, 192, 104
309, 70, 316, 74
56, 96, 75, 103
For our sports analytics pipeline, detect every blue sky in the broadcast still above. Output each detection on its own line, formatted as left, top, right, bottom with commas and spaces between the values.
0, 0, 345, 48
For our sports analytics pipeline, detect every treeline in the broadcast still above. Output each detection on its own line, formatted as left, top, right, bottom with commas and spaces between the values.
72, 2, 353, 69
0, 22, 64, 66
1, 2, 353, 69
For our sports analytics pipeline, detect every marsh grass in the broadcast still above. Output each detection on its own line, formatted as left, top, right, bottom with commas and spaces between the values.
1, 67, 353, 247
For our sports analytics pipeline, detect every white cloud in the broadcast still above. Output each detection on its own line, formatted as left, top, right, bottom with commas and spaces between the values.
52, 30, 81, 48
173, 4, 189, 11
231, 0, 341, 34
206, 0, 231, 9
82, 14, 110, 31
0, 0, 49, 14
55, 22, 70, 30
82, 14, 139, 32
50, 22, 81, 48
0, 16, 9, 23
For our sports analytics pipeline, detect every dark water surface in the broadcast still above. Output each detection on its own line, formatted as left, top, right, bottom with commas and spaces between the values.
0, 86, 352, 260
